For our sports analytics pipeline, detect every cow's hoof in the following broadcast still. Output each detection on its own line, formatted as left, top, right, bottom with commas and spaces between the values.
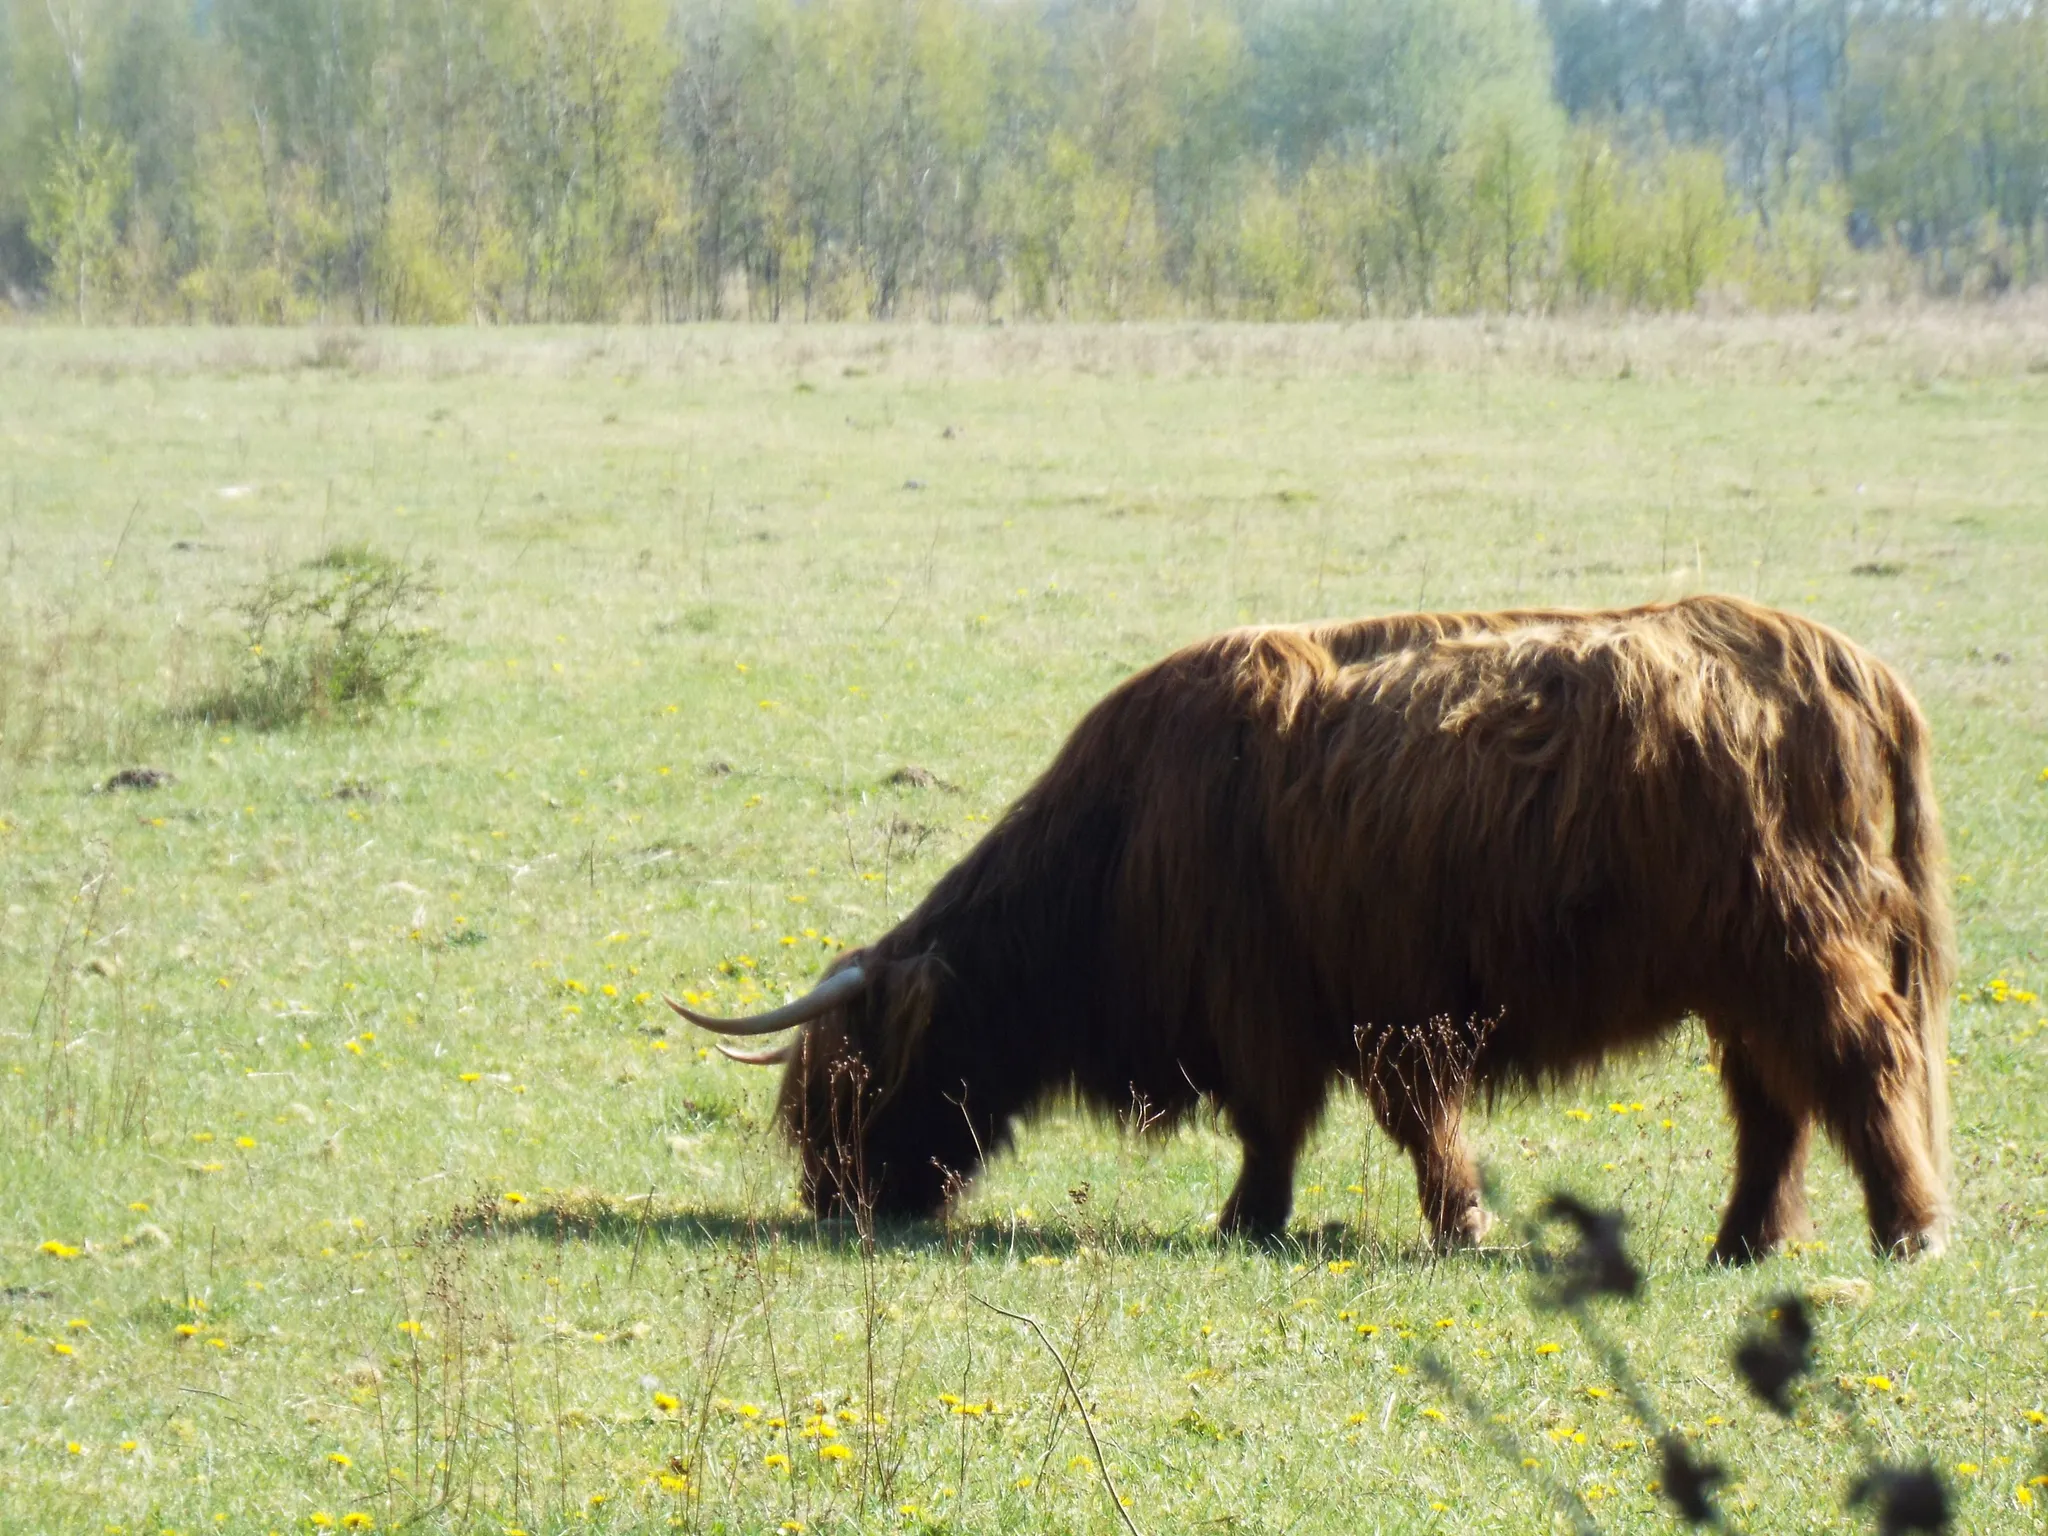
1215, 1204, 1287, 1246
1876, 1223, 1947, 1260
1433, 1203, 1493, 1252
1708, 1236, 1772, 1267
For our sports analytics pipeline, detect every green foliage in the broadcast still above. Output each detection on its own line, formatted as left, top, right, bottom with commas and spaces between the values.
1841, 4, 2048, 294
28, 129, 129, 321
1738, 175, 1858, 311
1, 0, 2045, 317
195, 545, 441, 729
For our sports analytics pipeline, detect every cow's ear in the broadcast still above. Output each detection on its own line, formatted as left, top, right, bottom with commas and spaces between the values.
874, 953, 946, 1098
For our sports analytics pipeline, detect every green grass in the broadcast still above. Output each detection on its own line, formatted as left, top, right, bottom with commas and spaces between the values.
2, 318, 2046, 1535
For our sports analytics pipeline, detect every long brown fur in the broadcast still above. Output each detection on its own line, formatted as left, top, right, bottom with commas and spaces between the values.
767, 595, 1952, 1261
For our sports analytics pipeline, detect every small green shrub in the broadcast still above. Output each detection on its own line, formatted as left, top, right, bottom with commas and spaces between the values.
196, 543, 441, 728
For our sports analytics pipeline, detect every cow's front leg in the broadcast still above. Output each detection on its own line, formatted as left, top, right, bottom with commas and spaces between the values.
1218, 1105, 1311, 1241
1368, 1060, 1490, 1249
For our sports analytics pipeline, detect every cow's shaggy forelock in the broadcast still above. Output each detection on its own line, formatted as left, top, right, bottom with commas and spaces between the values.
766, 595, 1952, 1260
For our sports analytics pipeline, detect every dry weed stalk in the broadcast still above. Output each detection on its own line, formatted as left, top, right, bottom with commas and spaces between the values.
972, 1292, 1145, 1536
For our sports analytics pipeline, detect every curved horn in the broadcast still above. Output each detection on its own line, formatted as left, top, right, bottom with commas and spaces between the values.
663, 965, 867, 1037
717, 1041, 796, 1067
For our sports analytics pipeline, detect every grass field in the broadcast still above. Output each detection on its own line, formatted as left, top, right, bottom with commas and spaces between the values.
3, 316, 2046, 1535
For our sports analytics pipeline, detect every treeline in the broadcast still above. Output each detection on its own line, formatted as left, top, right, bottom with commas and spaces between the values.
1, 0, 2044, 324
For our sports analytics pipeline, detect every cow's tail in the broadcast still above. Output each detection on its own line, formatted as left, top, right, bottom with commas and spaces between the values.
1882, 676, 1954, 1211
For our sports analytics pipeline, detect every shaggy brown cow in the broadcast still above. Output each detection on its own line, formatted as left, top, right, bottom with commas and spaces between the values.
671, 596, 1952, 1261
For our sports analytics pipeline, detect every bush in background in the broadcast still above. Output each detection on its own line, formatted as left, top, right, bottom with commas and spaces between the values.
191, 544, 441, 729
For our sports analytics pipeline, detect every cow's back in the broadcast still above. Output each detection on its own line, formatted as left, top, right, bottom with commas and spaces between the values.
1254, 597, 1919, 1081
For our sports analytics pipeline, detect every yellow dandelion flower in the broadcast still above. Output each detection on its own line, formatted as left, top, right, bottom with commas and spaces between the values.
66, 1440, 84, 1454
1420, 1408, 1445, 1421
38, 1239, 82, 1259
119, 1441, 137, 1452
1014, 1476, 1035, 1489
764, 1453, 791, 1472
310, 1517, 334, 1530
397, 1320, 423, 1337
1355, 1323, 1379, 1337
1347, 1412, 1370, 1425
51, 1341, 74, 1356
67, 1317, 89, 1331
173, 1323, 199, 1339
779, 1524, 804, 1534
2023, 1410, 2046, 1426
1565, 1108, 1592, 1122
2017, 1485, 2034, 1508
128, 1201, 149, 1211
819, 1444, 852, 1462
236, 1136, 256, 1149
1865, 1376, 1893, 1392
503, 1192, 525, 1205
659, 1473, 688, 1492
1585, 1387, 1610, 1400
341, 1517, 374, 1531
328, 1452, 352, 1468
1535, 1342, 1562, 1355
653, 1393, 680, 1413
459, 1073, 480, 1083
1956, 1462, 1979, 1476
1327, 1259, 1355, 1275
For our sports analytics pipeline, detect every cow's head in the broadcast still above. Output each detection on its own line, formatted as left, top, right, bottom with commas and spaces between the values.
667, 951, 986, 1222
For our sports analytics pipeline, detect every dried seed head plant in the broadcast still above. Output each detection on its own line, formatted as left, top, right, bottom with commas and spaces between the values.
1423, 1177, 1958, 1534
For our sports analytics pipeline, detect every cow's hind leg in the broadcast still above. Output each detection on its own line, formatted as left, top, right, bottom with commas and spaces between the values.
1366, 1060, 1489, 1250
1815, 1020, 1946, 1259
1760, 956, 1946, 1259
1710, 1047, 1813, 1265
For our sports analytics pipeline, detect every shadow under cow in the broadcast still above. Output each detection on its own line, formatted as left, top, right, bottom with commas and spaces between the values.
442, 1191, 1475, 1266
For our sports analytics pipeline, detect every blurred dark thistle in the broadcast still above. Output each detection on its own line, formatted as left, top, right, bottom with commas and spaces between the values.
1539, 1193, 1641, 1306
1421, 1183, 1953, 1536
1658, 1434, 1727, 1526
1732, 1294, 1815, 1416
1847, 1465, 1952, 1535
